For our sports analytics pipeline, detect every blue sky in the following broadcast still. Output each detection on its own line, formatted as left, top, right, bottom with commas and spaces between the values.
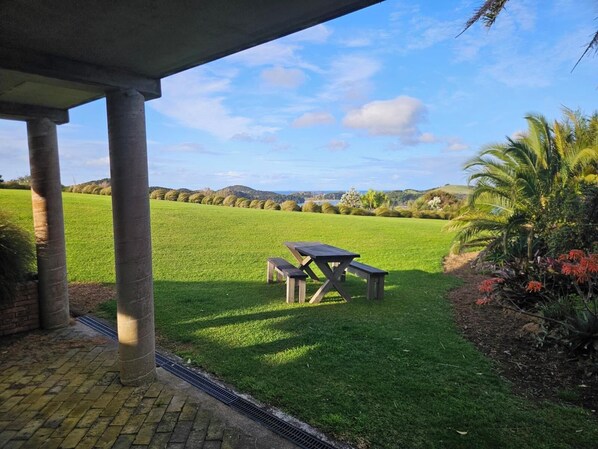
1, 0, 597, 191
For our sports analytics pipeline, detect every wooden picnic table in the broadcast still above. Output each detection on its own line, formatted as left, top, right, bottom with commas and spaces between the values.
284, 241, 360, 303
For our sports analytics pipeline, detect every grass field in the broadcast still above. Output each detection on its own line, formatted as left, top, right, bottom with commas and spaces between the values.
2, 189, 597, 449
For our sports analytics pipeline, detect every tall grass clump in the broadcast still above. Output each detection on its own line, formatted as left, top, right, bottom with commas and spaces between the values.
0, 213, 34, 300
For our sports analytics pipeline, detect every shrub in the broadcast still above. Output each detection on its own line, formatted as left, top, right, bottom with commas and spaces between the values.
321, 202, 339, 214
177, 192, 190, 202
223, 195, 237, 207
202, 195, 214, 205
281, 200, 300, 212
302, 201, 321, 213
213, 196, 225, 206
339, 205, 352, 215
374, 206, 398, 217
250, 200, 265, 209
350, 208, 370, 216
395, 209, 413, 218
164, 190, 180, 201
339, 187, 363, 208
100, 187, 112, 196
91, 185, 102, 195
235, 197, 246, 207
81, 184, 97, 194
150, 189, 167, 200
264, 199, 280, 210
0, 213, 35, 300
188, 193, 205, 203
239, 199, 251, 208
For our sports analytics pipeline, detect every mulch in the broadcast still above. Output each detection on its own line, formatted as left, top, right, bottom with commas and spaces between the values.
444, 253, 598, 412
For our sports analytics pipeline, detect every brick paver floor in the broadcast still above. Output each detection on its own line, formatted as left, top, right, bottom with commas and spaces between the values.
0, 322, 300, 449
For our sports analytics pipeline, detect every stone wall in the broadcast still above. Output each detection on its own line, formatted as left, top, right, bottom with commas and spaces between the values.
0, 280, 40, 336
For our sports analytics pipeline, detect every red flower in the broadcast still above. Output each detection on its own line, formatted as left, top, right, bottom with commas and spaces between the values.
478, 277, 503, 293
526, 281, 542, 292
568, 249, 585, 261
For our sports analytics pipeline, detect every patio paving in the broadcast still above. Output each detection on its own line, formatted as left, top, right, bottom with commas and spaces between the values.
0, 322, 301, 449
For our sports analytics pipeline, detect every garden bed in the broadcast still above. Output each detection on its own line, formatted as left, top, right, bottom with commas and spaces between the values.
445, 252, 598, 411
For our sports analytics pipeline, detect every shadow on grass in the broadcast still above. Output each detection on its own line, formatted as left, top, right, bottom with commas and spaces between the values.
97, 270, 598, 449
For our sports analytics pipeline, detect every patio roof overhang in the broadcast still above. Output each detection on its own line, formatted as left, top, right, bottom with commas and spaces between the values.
0, 0, 381, 123
2, 0, 382, 385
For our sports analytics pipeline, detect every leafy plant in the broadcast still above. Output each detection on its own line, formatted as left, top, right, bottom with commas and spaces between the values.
223, 195, 237, 206
339, 187, 362, 208
302, 201, 321, 213
321, 202, 338, 214
150, 188, 167, 200
188, 193, 204, 203
177, 192, 190, 202
164, 190, 180, 201
280, 200, 299, 211
0, 213, 35, 300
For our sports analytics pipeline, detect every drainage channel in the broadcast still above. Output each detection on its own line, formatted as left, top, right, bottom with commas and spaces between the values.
77, 315, 338, 449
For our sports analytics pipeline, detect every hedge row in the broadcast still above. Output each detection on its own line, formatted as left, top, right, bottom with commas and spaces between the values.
60, 185, 453, 220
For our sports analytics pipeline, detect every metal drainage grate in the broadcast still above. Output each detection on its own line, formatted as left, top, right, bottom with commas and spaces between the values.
77, 315, 338, 449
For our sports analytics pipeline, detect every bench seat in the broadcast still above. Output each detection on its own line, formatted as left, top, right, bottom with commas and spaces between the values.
346, 261, 388, 300
266, 257, 307, 303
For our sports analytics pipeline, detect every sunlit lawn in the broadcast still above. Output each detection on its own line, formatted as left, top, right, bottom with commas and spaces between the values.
2, 189, 597, 449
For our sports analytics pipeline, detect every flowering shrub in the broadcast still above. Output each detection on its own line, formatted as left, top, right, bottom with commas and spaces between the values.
476, 249, 598, 358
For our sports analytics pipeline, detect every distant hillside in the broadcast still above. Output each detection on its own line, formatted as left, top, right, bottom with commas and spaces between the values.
429, 184, 472, 196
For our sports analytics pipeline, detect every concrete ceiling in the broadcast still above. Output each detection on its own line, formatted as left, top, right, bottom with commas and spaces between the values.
0, 0, 381, 122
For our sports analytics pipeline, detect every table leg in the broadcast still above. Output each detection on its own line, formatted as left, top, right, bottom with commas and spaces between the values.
309, 259, 353, 303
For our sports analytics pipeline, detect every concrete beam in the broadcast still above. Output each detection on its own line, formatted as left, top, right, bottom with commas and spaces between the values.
27, 118, 70, 330
107, 89, 156, 386
0, 46, 161, 100
0, 101, 69, 124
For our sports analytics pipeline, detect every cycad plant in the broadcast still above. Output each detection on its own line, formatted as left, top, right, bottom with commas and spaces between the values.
448, 110, 598, 259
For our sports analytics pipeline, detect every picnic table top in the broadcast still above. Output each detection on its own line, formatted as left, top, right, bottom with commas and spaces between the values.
284, 241, 360, 259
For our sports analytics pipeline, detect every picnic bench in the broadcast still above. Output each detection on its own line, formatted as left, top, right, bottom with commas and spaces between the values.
266, 257, 307, 303
345, 261, 388, 300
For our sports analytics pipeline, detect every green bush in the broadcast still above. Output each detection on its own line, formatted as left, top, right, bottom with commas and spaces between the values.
395, 209, 413, 218
202, 195, 214, 205
250, 200, 265, 209
91, 186, 102, 195
164, 190, 180, 201
0, 213, 35, 300
100, 187, 112, 196
374, 206, 398, 217
150, 189, 167, 200
321, 202, 339, 214
177, 192, 190, 202
235, 197, 246, 207
302, 201, 321, 213
213, 196, 225, 206
81, 184, 97, 194
281, 200, 300, 212
223, 195, 237, 207
339, 205, 352, 215
350, 208, 370, 216
188, 193, 205, 203
239, 199, 251, 208
264, 199, 280, 210
0, 182, 30, 190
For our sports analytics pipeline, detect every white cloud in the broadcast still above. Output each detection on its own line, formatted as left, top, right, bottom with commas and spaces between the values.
287, 24, 332, 43
84, 157, 110, 167
321, 55, 381, 103
292, 112, 335, 128
151, 69, 276, 140
343, 96, 432, 145
260, 67, 306, 89
325, 139, 349, 152
445, 138, 469, 151
228, 41, 321, 72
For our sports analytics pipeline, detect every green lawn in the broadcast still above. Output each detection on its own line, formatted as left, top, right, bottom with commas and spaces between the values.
2, 189, 597, 449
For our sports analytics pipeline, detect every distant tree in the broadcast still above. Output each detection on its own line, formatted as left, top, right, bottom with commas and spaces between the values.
460, 1, 597, 69
0, 174, 3, 183
361, 189, 388, 210
339, 187, 362, 208
10, 175, 31, 185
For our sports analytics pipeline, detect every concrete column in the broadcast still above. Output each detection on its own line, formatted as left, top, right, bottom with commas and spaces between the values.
27, 118, 70, 329
106, 89, 156, 385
